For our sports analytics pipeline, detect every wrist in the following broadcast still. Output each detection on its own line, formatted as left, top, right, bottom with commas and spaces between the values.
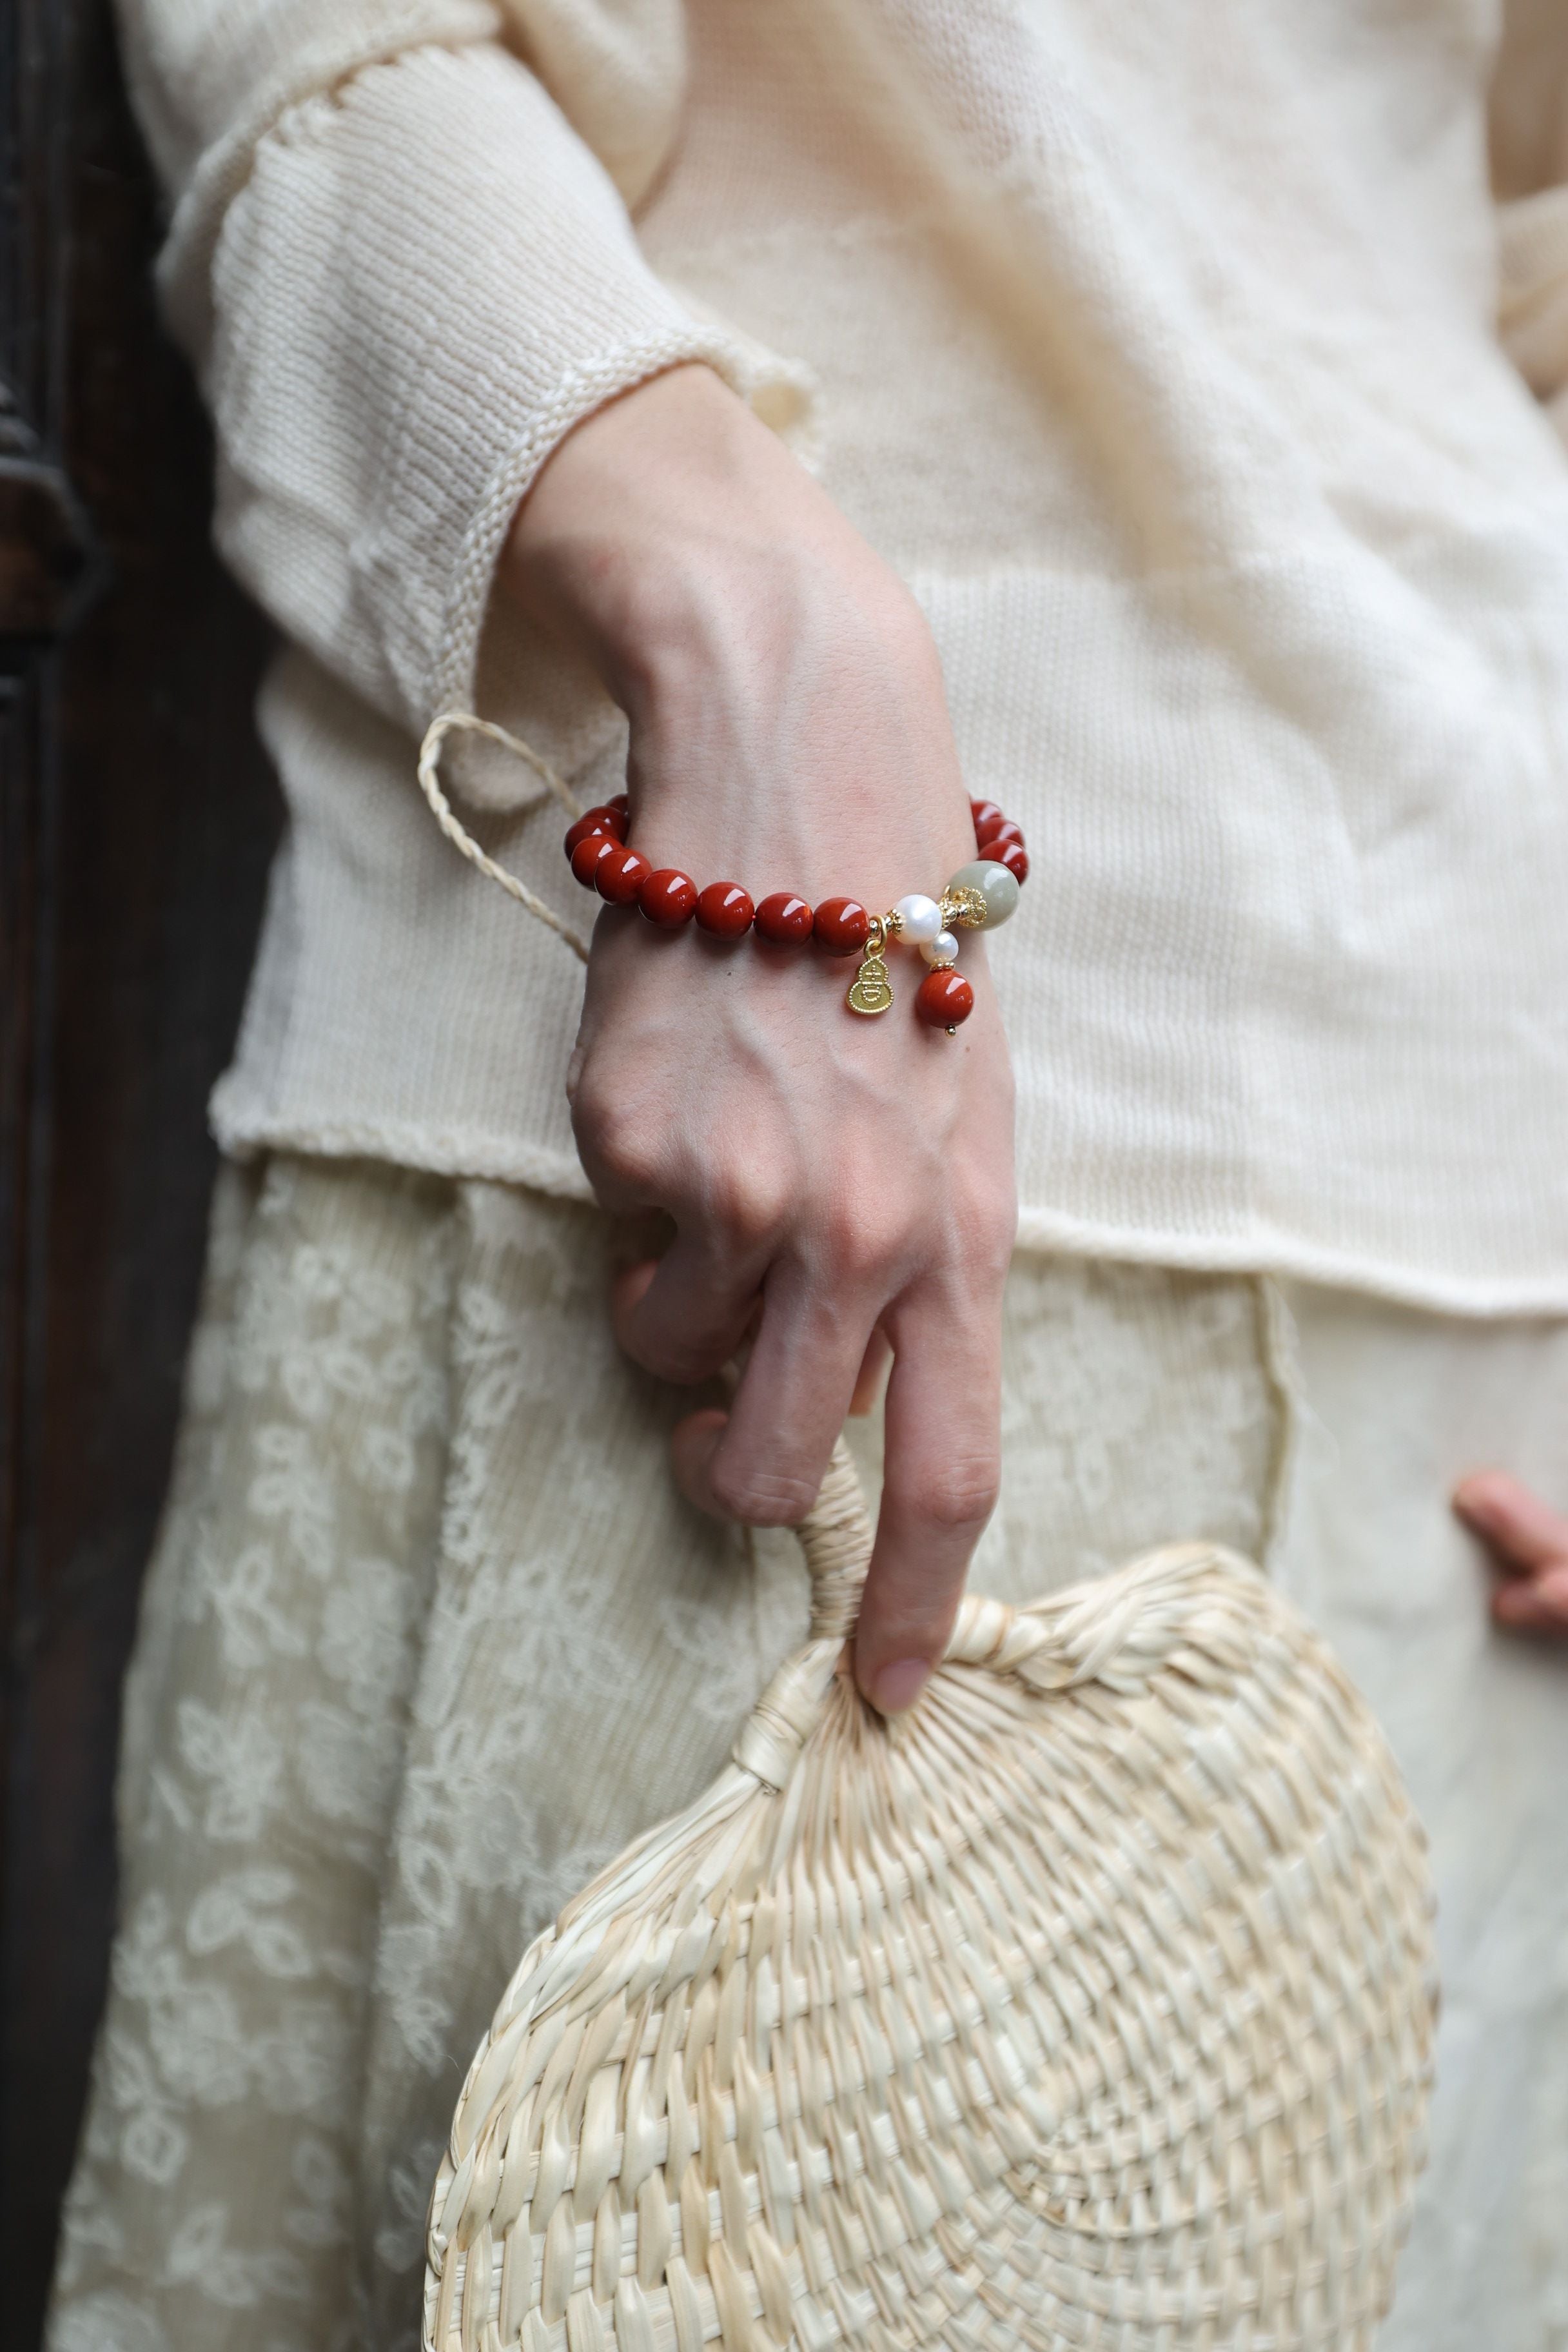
502, 364, 919, 732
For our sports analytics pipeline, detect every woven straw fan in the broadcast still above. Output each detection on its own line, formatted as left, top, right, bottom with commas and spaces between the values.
424, 1436, 1436, 2352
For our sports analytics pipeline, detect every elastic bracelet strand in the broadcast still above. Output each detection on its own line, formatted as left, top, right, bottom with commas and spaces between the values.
563, 796, 1029, 1033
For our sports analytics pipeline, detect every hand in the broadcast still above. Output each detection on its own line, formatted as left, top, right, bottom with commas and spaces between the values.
1453, 1471, 1568, 1636
505, 365, 1017, 1714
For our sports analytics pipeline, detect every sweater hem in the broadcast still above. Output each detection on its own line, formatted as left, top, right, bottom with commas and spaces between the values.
208, 1099, 1568, 1320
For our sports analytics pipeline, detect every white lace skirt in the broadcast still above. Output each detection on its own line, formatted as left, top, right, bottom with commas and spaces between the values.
45, 1154, 1568, 2351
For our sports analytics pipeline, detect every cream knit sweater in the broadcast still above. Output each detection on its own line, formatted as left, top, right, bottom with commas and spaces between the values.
120, 0, 1568, 1311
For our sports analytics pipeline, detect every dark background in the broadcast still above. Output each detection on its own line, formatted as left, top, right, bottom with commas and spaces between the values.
0, 1, 281, 2339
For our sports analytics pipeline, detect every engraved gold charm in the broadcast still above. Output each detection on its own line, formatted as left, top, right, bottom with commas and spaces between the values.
847, 950, 893, 1015
847, 916, 894, 1015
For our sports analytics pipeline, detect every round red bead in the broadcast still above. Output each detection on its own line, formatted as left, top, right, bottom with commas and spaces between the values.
813, 896, 870, 956
695, 881, 754, 937
565, 804, 627, 855
595, 844, 651, 903
977, 816, 1024, 855
754, 892, 814, 944
970, 798, 1004, 839
607, 793, 630, 817
915, 968, 975, 1030
638, 867, 698, 926
995, 840, 1029, 883
570, 833, 618, 888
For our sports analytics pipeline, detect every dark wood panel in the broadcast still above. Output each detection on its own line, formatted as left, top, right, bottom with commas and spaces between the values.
0, 3, 283, 2342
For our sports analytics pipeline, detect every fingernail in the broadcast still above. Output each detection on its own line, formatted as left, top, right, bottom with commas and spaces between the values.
869, 1658, 931, 1716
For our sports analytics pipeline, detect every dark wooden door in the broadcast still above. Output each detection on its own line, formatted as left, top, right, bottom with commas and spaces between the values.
0, 4, 282, 2340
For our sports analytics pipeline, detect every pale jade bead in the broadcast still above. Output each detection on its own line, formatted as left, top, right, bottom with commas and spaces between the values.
946, 859, 1020, 929
892, 892, 943, 945
921, 929, 959, 966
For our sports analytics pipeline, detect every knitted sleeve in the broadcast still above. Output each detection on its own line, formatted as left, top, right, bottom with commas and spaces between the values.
1491, 0, 1568, 450
114, 0, 812, 735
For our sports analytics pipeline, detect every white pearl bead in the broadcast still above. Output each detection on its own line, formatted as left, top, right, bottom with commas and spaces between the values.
921, 929, 959, 967
893, 892, 943, 945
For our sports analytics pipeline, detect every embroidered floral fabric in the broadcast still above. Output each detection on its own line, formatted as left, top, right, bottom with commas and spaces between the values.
46, 1155, 1284, 2350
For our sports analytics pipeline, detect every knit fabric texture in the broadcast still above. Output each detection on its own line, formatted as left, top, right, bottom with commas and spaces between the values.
120, 0, 1568, 1309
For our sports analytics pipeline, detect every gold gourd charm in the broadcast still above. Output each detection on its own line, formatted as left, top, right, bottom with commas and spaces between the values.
847, 916, 894, 1014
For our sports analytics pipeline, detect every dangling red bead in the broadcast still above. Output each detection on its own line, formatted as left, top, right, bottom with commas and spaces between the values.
695, 882, 754, 937
638, 868, 698, 926
754, 892, 814, 944
915, 968, 974, 1030
570, 833, 618, 888
813, 897, 870, 956
595, 845, 652, 903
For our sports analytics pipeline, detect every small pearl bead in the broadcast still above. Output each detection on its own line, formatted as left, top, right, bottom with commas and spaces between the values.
921, 929, 959, 966
892, 892, 943, 945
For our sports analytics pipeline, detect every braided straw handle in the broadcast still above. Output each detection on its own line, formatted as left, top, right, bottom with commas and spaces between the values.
792, 1433, 874, 1643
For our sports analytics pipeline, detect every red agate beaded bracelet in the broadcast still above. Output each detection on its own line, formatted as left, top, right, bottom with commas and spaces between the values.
562, 797, 1028, 1034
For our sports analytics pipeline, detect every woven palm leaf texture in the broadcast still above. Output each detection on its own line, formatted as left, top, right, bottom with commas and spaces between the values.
424, 1437, 1436, 2352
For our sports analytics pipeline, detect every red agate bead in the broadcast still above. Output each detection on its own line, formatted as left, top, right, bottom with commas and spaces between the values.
754, 892, 814, 944
915, 968, 974, 1030
639, 867, 698, 926
695, 881, 754, 937
995, 840, 1028, 883
977, 816, 1024, 855
813, 896, 870, 956
595, 844, 651, 903
607, 792, 630, 816
570, 833, 618, 887
564, 804, 627, 856
970, 798, 1004, 839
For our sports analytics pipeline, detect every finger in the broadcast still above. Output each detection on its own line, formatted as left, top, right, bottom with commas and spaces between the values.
671, 1407, 732, 1513
1491, 1562, 1568, 1638
852, 1279, 1001, 1714
849, 1326, 892, 1417
1453, 1471, 1568, 1575
611, 1237, 766, 1386
685, 1266, 877, 1526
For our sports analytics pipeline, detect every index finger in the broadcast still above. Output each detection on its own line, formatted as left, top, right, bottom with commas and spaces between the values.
852, 1277, 1002, 1714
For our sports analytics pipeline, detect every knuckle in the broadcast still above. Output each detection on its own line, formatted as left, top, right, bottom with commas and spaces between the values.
577, 1092, 662, 1193
945, 1173, 1017, 1285
707, 1162, 791, 1248
820, 1195, 908, 1288
640, 1320, 730, 1387
707, 1456, 820, 1527
905, 1453, 1001, 1534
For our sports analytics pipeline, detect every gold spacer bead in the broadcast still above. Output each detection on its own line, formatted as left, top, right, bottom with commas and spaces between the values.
942, 886, 988, 931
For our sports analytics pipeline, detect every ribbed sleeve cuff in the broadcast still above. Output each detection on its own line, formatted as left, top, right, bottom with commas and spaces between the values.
202, 39, 815, 736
